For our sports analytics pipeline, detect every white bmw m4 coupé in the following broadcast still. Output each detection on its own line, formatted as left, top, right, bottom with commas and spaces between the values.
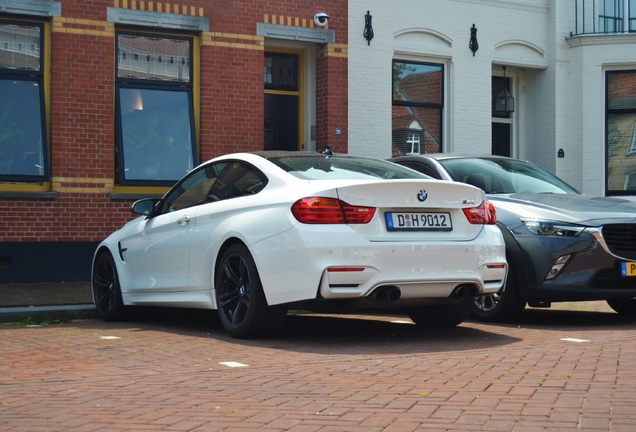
92, 150, 507, 338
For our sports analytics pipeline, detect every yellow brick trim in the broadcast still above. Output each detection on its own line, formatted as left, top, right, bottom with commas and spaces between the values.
263, 14, 325, 29
113, 185, 169, 195
327, 43, 348, 58
53, 17, 114, 37
114, 0, 204, 17
0, 183, 51, 193
52, 177, 114, 194
210, 32, 263, 41
201, 32, 264, 50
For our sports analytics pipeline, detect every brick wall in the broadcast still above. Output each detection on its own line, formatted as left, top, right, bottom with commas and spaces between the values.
0, 0, 348, 282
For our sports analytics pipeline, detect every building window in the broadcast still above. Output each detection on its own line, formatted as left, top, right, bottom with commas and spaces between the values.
573, 0, 636, 34
599, 0, 624, 32
606, 70, 636, 195
596, 0, 636, 32
115, 32, 196, 186
264, 51, 301, 151
0, 20, 49, 182
405, 133, 421, 154
392, 60, 443, 156
630, 122, 636, 154
627, 170, 636, 189
492, 75, 513, 157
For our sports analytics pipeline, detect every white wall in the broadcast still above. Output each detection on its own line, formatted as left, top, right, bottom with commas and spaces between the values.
348, 0, 636, 196
349, 0, 551, 157
567, 36, 636, 196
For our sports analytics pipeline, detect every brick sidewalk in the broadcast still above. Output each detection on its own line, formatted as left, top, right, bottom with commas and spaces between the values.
1, 309, 636, 431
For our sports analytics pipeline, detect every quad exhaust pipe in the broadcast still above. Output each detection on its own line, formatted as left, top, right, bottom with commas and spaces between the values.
371, 286, 401, 302
368, 284, 476, 302
449, 284, 478, 298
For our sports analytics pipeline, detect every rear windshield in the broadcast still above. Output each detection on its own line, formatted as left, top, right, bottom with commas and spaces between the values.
267, 155, 429, 180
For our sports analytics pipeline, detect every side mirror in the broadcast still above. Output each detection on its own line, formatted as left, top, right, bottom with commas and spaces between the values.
131, 198, 159, 216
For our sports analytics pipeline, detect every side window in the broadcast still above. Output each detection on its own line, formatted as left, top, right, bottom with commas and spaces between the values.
115, 31, 197, 186
209, 161, 268, 200
158, 161, 267, 214
159, 163, 222, 214
0, 20, 49, 182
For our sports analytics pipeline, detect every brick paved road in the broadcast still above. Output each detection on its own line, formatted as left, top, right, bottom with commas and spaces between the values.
1, 307, 635, 431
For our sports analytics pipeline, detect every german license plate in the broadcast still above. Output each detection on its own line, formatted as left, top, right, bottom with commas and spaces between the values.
621, 262, 636, 277
385, 212, 452, 231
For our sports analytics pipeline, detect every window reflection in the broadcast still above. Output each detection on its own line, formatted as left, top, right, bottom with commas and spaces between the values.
392, 61, 443, 156
0, 80, 45, 176
0, 23, 41, 71
118, 88, 194, 182
607, 71, 636, 194
264, 53, 298, 91
115, 31, 196, 186
0, 20, 47, 182
117, 35, 190, 82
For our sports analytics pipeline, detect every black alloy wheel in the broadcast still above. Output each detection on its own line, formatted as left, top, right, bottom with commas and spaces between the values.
92, 251, 126, 321
215, 243, 286, 338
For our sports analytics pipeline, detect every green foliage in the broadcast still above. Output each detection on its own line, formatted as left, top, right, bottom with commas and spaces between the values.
19, 316, 63, 326
392, 62, 417, 92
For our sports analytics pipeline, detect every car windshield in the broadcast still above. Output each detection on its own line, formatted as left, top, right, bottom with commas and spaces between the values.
438, 158, 579, 194
267, 155, 429, 180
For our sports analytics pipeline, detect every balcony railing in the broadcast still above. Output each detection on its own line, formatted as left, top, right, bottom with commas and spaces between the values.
572, 0, 636, 36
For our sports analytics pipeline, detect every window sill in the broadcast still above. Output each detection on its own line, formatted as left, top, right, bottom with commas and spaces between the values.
0, 191, 57, 199
110, 185, 167, 200
110, 192, 164, 200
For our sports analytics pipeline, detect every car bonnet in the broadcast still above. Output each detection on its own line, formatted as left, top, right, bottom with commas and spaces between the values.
490, 193, 636, 226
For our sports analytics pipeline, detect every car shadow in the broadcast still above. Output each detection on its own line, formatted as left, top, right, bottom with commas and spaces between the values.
268, 313, 518, 355
468, 307, 636, 330
102, 307, 521, 356
53, 304, 636, 358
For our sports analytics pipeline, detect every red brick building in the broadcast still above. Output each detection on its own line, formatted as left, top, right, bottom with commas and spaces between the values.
0, 0, 348, 283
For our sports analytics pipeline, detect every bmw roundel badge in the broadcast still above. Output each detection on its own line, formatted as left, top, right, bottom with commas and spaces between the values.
417, 190, 428, 202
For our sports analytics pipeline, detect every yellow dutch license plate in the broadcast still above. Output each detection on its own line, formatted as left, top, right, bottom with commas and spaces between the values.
621, 262, 636, 277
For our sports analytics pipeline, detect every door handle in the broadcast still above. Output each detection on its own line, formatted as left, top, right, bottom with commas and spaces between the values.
177, 215, 191, 226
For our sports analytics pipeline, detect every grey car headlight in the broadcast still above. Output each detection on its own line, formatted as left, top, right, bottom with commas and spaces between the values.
520, 219, 585, 237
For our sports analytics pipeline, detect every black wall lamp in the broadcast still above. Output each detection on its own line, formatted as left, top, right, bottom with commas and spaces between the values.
469, 24, 478, 56
495, 66, 515, 113
363, 11, 374, 45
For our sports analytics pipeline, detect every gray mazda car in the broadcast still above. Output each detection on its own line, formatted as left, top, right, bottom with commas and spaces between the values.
390, 154, 636, 322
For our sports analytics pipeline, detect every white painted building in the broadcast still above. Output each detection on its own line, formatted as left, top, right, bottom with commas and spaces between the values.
348, 0, 636, 197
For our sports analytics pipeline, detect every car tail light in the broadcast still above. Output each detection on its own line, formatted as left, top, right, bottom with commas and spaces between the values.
462, 200, 497, 225
291, 197, 376, 224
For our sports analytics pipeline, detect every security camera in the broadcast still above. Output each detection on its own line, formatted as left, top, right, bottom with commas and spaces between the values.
314, 12, 330, 27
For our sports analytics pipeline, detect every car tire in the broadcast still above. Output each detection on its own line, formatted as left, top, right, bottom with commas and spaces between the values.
471, 260, 526, 322
92, 251, 126, 321
215, 243, 286, 338
408, 298, 472, 328
606, 298, 636, 315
